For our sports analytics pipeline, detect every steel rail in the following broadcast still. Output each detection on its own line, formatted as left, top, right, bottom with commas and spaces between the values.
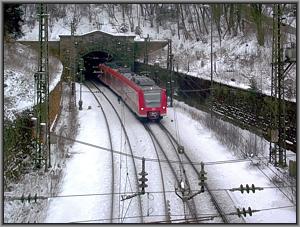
158, 123, 231, 223
143, 125, 170, 223
88, 80, 144, 223
149, 123, 200, 222
85, 83, 115, 223
143, 123, 199, 223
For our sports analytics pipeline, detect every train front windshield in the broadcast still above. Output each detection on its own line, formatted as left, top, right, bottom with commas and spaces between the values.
144, 92, 161, 107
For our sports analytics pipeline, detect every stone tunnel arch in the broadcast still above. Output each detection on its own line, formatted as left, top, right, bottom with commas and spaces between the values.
58, 30, 168, 81
59, 31, 136, 80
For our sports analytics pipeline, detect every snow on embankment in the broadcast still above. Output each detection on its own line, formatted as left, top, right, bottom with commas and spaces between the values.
4, 42, 63, 121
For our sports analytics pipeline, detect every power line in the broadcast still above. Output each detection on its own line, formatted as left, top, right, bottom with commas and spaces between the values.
6, 124, 297, 169
68, 213, 211, 223
66, 204, 296, 223
47, 133, 261, 166
148, 204, 296, 223
4, 185, 295, 202
51, 133, 297, 171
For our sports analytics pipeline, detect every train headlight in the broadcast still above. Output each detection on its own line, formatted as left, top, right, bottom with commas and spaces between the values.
162, 106, 166, 109
141, 107, 144, 111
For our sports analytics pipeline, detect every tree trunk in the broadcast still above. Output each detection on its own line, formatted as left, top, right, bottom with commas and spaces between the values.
193, 4, 203, 35
250, 4, 265, 46
155, 4, 161, 33
200, 5, 209, 35
122, 4, 125, 23
137, 4, 140, 27
179, 4, 189, 40
139, 4, 144, 17
223, 4, 231, 35
126, 5, 134, 32
229, 4, 235, 35
176, 5, 181, 40
235, 4, 243, 34
186, 5, 198, 40
150, 4, 155, 28
212, 4, 223, 46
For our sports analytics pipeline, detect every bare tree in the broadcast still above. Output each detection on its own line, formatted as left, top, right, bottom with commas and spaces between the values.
126, 4, 135, 32
250, 4, 265, 46
176, 5, 181, 39
139, 4, 144, 17
193, 4, 203, 37
199, 5, 209, 35
179, 4, 192, 40
186, 5, 198, 40
211, 4, 223, 46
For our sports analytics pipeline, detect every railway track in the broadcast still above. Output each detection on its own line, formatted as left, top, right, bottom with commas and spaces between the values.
142, 125, 170, 223
158, 123, 245, 223
90, 79, 198, 223
143, 123, 200, 223
85, 83, 115, 223
87, 80, 144, 223
87, 79, 244, 223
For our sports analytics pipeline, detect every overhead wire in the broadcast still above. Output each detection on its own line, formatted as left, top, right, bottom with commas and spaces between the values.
122, 178, 134, 223
66, 204, 296, 223
91, 81, 144, 222
9, 82, 296, 214
17, 123, 296, 210
4, 185, 296, 202
144, 124, 169, 221
120, 100, 127, 222
226, 127, 297, 205
73, 87, 221, 94
53, 133, 296, 178
6, 124, 297, 169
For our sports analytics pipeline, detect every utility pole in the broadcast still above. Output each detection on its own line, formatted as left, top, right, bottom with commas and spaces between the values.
71, 18, 78, 108
121, 158, 148, 201
167, 39, 174, 107
167, 39, 171, 70
70, 20, 75, 96
33, 3, 50, 170
66, 49, 71, 84
269, 4, 287, 167
144, 34, 149, 64
78, 58, 85, 110
210, 5, 214, 117
169, 53, 174, 107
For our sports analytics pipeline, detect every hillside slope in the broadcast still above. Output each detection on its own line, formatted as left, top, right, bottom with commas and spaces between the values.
19, 4, 296, 101
4, 41, 63, 121
4, 3, 296, 121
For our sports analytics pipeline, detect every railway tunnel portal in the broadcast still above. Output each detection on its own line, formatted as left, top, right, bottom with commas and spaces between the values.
58, 30, 168, 81
82, 51, 112, 79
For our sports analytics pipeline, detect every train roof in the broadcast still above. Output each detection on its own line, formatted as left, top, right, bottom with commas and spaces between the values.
126, 74, 160, 92
106, 64, 161, 92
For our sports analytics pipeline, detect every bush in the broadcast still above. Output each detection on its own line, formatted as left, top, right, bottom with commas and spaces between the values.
4, 110, 34, 188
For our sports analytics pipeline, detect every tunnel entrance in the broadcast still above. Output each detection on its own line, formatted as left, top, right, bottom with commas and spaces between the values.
82, 51, 112, 79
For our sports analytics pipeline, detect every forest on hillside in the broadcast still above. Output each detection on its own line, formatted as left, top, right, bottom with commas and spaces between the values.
21, 3, 296, 46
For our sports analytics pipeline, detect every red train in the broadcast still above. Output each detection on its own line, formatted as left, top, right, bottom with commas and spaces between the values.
97, 63, 167, 121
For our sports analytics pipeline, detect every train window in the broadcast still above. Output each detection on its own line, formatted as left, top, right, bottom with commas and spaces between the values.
144, 92, 161, 107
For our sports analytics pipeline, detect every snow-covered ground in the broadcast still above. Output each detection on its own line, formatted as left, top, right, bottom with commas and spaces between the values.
45, 83, 296, 223
3, 42, 63, 121
165, 101, 296, 223
4, 81, 296, 223
45, 85, 114, 223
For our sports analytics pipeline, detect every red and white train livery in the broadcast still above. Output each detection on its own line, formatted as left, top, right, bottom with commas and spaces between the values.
98, 64, 167, 121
